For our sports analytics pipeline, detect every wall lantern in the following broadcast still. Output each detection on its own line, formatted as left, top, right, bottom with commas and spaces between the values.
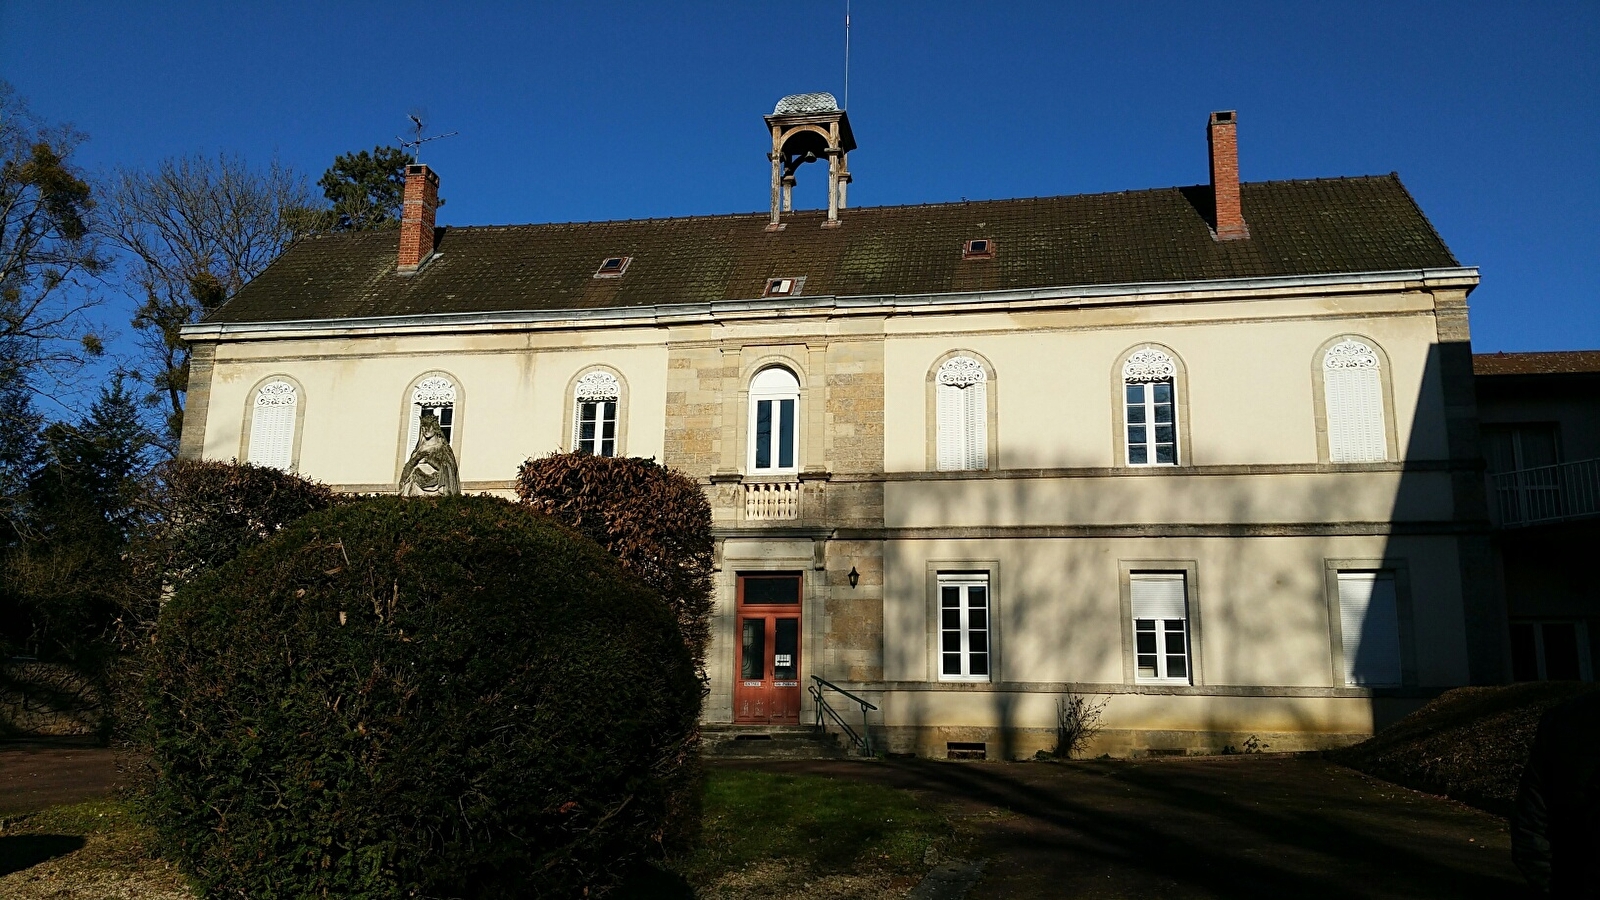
848, 566, 860, 589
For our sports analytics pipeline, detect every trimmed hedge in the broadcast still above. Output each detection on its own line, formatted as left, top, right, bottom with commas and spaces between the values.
143, 495, 702, 898
1331, 682, 1600, 816
514, 454, 713, 674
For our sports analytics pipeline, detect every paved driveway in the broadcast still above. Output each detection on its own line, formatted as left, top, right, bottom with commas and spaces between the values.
715, 755, 1530, 900
0, 746, 123, 816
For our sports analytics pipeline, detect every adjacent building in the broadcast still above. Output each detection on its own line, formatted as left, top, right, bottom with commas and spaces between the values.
179, 98, 1505, 757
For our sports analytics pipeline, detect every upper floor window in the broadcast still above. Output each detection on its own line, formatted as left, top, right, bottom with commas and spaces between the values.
406, 375, 457, 453
572, 370, 621, 457
246, 380, 297, 470
935, 356, 988, 471
748, 366, 799, 473
1323, 339, 1387, 462
1123, 348, 1178, 466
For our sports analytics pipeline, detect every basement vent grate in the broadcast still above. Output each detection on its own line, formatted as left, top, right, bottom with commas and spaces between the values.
946, 741, 987, 760
1145, 747, 1186, 757
733, 734, 773, 742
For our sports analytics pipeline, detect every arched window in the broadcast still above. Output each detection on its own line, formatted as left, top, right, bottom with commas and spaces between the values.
246, 380, 298, 470
1123, 348, 1178, 466
935, 356, 988, 470
572, 370, 621, 457
405, 375, 457, 453
748, 366, 800, 473
1323, 340, 1387, 462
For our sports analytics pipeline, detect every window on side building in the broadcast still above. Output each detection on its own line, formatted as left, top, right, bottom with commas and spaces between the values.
571, 370, 621, 457
1131, 572, 1191, 684
938, 572, 991, 682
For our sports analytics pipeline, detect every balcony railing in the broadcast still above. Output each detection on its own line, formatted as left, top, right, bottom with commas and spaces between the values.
744, 481, 801, 520
1490, 458, 1600, 527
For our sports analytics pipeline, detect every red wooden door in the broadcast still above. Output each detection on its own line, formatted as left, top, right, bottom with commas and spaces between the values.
734, 573, 802, 724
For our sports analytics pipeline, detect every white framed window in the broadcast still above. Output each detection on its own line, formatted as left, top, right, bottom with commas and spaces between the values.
406, 375, 457, 452
748, 366, 800, 473
1131, 572, 1190, 684
1123, 349, 1178, 466
935, 356, 988, 471
1336, 571, 1401, 686
572, 370, 620, 457
1324, 339, 1387, 462
247, 380, 298, 470
938, 573, 990, 681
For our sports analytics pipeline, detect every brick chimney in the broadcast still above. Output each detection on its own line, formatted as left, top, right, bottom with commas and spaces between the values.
397, 163, 439, 273
1207, 111, 1249, 241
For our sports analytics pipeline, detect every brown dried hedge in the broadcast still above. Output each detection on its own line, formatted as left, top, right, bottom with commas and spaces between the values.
143, 495, 702, 898
514, 453, 713, 674
1331, 681, 1600, 816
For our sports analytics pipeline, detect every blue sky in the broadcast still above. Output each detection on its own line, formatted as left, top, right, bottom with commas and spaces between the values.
3, 1, 1597, 357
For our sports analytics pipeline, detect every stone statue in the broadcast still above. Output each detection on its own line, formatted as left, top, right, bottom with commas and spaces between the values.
399, 411, 460, 497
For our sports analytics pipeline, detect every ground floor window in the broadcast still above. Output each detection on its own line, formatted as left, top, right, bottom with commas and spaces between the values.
1336, 571, 1401, 687
1510, 620, 1593, 682
938, 573, 990, 681
1131, 572, 1190, 684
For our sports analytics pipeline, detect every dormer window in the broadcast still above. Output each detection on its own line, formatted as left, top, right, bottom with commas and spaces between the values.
765, 277, 803, 297
594, 256, 631, 278
962, 239, 995, 260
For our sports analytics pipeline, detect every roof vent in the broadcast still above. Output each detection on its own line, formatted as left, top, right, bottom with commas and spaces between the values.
593, 256, 631, 278
962, 239, 995, 260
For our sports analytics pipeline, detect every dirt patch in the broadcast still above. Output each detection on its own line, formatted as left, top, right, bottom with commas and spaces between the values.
1331, 682, 1600, 816
716, 755, 1534, 899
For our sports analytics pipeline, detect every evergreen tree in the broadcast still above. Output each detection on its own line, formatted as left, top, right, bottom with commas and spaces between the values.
317, 146, 426, 231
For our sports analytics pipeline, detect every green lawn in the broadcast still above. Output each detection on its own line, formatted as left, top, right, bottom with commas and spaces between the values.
1, 768, 954, 899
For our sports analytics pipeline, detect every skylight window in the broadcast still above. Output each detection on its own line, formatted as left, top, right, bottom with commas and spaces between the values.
594, 256, 631, 278
765, 277, 801, 297
962, 239, 995, 260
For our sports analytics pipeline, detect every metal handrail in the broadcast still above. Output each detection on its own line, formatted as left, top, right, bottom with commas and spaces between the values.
1489, 457, 1600, 527
810, 675, 877, 757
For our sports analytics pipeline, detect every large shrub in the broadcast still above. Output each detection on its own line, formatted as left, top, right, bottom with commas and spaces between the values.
143, 495, 702, 898
514, 453, 713, 674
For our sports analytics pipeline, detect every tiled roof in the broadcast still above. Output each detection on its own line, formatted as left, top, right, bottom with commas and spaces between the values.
207, 174, 1459, 325
1473, 350, 1600, 377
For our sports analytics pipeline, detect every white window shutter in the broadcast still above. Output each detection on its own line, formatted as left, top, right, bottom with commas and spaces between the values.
936, 383, 964, 470
246, 382, 297, 470
1338, 572, 1401, 685
1324, 342, 1386, 462
1130, 573, 1187, 620
965, 380, 987, 469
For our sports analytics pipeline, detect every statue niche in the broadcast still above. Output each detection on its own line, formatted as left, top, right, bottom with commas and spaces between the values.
399, 410, 461, 497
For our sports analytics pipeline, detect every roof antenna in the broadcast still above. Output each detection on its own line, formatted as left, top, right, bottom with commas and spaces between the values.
843, 0, 851, 109
397, 109, 458, 164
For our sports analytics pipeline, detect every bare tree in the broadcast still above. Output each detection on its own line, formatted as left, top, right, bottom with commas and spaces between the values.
103, 153, 315, 452
0, 81, 108, 399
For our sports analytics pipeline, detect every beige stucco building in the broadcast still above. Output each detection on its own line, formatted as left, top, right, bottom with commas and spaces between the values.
180, 99, 1504, 758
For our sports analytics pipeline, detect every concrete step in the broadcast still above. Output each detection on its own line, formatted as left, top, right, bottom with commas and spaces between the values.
701, 724, 853, 760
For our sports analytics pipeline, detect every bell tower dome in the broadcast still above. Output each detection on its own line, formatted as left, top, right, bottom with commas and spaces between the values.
764, 92, 856, 229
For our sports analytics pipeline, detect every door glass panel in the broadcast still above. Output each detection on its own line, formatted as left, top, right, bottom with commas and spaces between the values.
774, 618, 798, 680
744, 575, 801, 605
741, 618, 765, 680
754, 400, 773, 468
778, 399, 795, 468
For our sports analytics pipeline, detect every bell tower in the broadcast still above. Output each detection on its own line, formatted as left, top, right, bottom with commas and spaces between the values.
764, 92, 856, 229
